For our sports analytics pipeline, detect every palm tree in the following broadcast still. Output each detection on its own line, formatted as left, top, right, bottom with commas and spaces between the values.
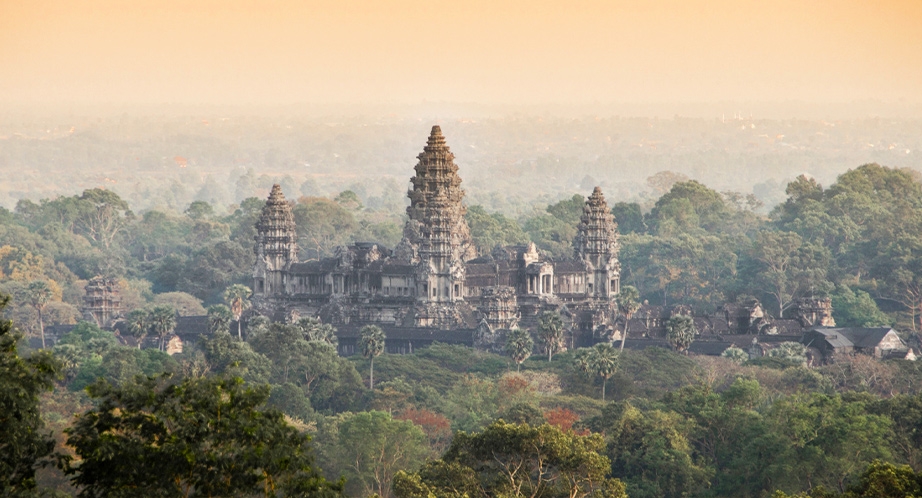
537, 311, 565, 362
149, 305, 177, 352
666, 314, 697, 354
575, 343, 620, 401
124, 308, 151, 349
207, 305, 233, 335
27, 281, 53, 348
223, 284, 252, 339
616, 285, 641, 354
359, 325, 385, 390
504, 328, 534, 372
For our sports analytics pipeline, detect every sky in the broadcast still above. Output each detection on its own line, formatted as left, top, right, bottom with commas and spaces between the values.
1, 0, 921, 107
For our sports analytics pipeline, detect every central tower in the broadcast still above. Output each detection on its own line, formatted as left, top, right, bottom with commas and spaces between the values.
396, 125, 475, 304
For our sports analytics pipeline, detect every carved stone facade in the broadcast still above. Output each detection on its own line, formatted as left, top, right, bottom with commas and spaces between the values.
83, 276, 120, 328
252, 125, 620, 343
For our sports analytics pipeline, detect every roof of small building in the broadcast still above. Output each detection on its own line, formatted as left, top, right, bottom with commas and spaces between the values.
807, 327, 897, 350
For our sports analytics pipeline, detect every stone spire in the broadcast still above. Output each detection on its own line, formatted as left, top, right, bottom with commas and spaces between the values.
399, 126, 475, 266
395, 126, 475, 306
254, 185, 297, 296
574, 187, 621, 298
83, 276, 120, 328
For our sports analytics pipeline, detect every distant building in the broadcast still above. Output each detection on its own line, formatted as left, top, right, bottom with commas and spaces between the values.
82, 276, 120, 328
802, 327, 912, 362
252, 126, 622, 350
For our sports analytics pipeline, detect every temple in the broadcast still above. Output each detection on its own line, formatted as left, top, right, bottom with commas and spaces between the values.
246, 125, 916, 362
251, 125, 623, 350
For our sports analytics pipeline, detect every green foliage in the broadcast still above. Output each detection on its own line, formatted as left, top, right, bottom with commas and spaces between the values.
148, 305, 177, 352
268, 382, 315, 423
767, 342, 808, 365
575, 343, 620, 401
316, 410, 428, 498
504, 328, 534, 371
360, 325, 386, 390
296, 317, 338, 347
64, 375, 343, 497
394, 420, 626, 498
611, 202, 645, 234
831, 286, 891, 327
665, 314, 696, 353
202, 330, 272, 384
223, 283, 252, 338
591, 402, 712, 498
646, 180, 728, 235
0, 294, 60, 495
721, 346, 749, 364
206, 304, 233, 334
466, 205, 528, 252
293, 198, 357, 260
536, 311, 565, 362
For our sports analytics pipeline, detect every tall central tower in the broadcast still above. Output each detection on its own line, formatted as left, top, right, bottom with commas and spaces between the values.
574, 187, 621, 299
253, 184, 298, 304
396, 125, 475, 303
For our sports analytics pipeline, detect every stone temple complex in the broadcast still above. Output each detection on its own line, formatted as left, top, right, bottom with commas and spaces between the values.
38, 125, 912, 363
252, 126, 623, 351
246, 125, 914, 361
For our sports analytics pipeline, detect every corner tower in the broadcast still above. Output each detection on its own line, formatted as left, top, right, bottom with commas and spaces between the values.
574, 187, 621, 299
396, 125, 475, 303
253, 184, 298, 301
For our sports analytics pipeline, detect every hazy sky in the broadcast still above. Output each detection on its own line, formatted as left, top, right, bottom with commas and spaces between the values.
2, 0, 921, 106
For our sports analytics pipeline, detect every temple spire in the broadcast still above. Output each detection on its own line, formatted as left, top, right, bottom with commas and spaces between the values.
575, 186, 621, 298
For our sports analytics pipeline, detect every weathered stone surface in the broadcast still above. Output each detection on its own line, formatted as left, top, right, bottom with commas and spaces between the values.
251, 125, 623, 339
83, 276, 121, 328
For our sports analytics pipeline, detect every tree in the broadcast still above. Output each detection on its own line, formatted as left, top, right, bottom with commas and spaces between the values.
393, 420, 627, 498
74, 188, 132, 250
504, 328, 533, 372
123, 308, 150, 349
223, 284, 252, 339
749, 230, 831, 318
250, 322, 308, 384
830, 285, 891, 328
767, 342, 808, 365
616, 285, 641, 354
360, 325, 385, 390
537, 311, 565, 361
721, 346, 748, 364
593, 402, 712, 498
296, 317, 338, 347
319, 411, 428, 498
0, 294, 60, 495
148, 305, 176, 352
151, 291, 206, 316
666, 314, 696, 354
26, 280, 53, 349
206, 304, 233, 335
63, 375, 343, 498
843, 460, 922, 498
575, 343, 620, 401
202, 330, 272, 384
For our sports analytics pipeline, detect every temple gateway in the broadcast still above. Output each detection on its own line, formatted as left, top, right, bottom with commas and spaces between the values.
251, 126, 622, 352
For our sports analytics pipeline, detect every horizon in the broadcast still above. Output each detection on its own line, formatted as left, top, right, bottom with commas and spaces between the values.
3, 0, 921, 113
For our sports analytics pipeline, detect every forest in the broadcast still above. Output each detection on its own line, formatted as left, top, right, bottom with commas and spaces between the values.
3, 161, 922, 497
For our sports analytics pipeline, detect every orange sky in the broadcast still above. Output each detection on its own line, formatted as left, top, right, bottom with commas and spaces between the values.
1, 0, 920, 105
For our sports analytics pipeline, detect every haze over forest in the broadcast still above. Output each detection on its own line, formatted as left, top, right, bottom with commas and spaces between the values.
5, 2, 922, 498
2, 0, 921, 215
